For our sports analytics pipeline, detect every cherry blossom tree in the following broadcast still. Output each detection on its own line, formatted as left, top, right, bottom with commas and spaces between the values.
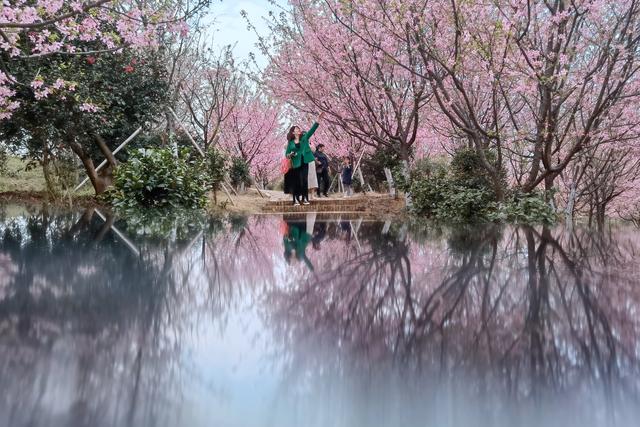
560, 144, 640, 229
178, 44, 241, 150
218, 91, 282, 185
260, 0, 434, 164
0, 0, 210, 119
320, 0, 640, 202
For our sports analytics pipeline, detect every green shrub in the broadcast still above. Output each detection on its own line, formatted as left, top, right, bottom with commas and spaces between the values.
204, 146, 227, 192
450, 147, 506, 195
409, 177, 492, 223
52, 151, 79, 191
487, 192, 557, 225
229, 156, 251, 189
433, 186, 493, 223
0, 145, 7, 176
361, 146, 408, 191
404, 150, 555, 225
110, 147, 206, 209
406, 163, 449, 216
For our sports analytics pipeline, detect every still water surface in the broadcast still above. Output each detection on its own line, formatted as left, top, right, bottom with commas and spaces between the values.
1, 205, 640, 427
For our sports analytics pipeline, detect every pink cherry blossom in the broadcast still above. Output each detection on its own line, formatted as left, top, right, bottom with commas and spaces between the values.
0, 0, 207, 119
79, 102, 99, 112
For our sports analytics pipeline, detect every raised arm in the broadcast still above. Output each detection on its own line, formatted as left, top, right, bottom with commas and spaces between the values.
305, 122, 319, 139
304, 112, 326, 140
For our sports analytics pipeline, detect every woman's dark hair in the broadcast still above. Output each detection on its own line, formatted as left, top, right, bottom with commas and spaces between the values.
287, 125, 300, 141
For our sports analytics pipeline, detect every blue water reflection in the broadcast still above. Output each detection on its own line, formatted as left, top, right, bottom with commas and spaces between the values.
0, 205, 639, 427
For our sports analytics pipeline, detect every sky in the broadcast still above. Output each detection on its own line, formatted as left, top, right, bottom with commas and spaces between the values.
203, 0, 288, 69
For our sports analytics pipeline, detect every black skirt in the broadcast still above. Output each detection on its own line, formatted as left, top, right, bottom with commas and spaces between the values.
284, 166, 300, 194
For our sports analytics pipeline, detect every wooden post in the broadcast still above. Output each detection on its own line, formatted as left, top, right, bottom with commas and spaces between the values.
349, 220, 363, 254
328, 173, 338, 193
353, 148, 366, 174
220, 182, 236, 206
168, 107, 205, 158
357, 166, 368, 194
224, 178, 239, 196
383, 167, 396, 197
253, 175, 266, 199
73, 127, 142, 192
255, 186, 266, 198
351, 148, 368, 194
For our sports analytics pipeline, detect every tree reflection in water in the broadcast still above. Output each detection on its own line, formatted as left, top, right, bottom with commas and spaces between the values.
266, 219, 640, 425
0, 206, 639, 427
0, 206, 232, 427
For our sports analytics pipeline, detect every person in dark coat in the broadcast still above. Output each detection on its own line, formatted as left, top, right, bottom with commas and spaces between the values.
341, 156, 353, 197
314, 144, 331, 197
312, 220, 327, 250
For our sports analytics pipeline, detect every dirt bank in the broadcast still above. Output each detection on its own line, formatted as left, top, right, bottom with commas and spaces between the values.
0, 191, 106, 210
1, 188, 406, 218
209, 188, 272, 214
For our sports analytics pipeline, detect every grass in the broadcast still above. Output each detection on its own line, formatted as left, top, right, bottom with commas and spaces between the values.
0, 156, 93, 196
0, 156, 47, 192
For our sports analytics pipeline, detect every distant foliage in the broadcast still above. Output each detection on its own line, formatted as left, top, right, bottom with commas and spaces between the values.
205, 147, 228, 193
362, 146, 407, 191
44, 150, 80, 197
487, 192, 557, 225
449, 148, 506, 196
0, 145, 7, 176
406, 150, 555, 224
229, 157, 252, 189
110, 147, 206, 209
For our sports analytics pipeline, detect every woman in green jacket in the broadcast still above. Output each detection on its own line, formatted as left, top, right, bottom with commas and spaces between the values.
284, 112, 325, 205
283, 221, 314, 270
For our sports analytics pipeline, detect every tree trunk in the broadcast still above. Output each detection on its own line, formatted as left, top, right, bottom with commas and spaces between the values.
544, 175, 556, 212
41, 146, 59, 199
94, 134, 117, 168
401, 160, 413, 208
69, 141, 109, 194
596, 203, 606, 232
565, 179, 577, 224
492, 175, 504, 202
94, 134, 116, 190
471, 138, 505, 202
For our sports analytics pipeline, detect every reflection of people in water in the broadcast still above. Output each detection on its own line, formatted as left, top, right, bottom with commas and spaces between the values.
339, 220, 352, 242
312, 221, 327, 250
283, 220, 314, 271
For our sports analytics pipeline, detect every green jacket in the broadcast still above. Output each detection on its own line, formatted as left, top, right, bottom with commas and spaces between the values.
283, 225, 314, 271
285, 122, 319, 168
